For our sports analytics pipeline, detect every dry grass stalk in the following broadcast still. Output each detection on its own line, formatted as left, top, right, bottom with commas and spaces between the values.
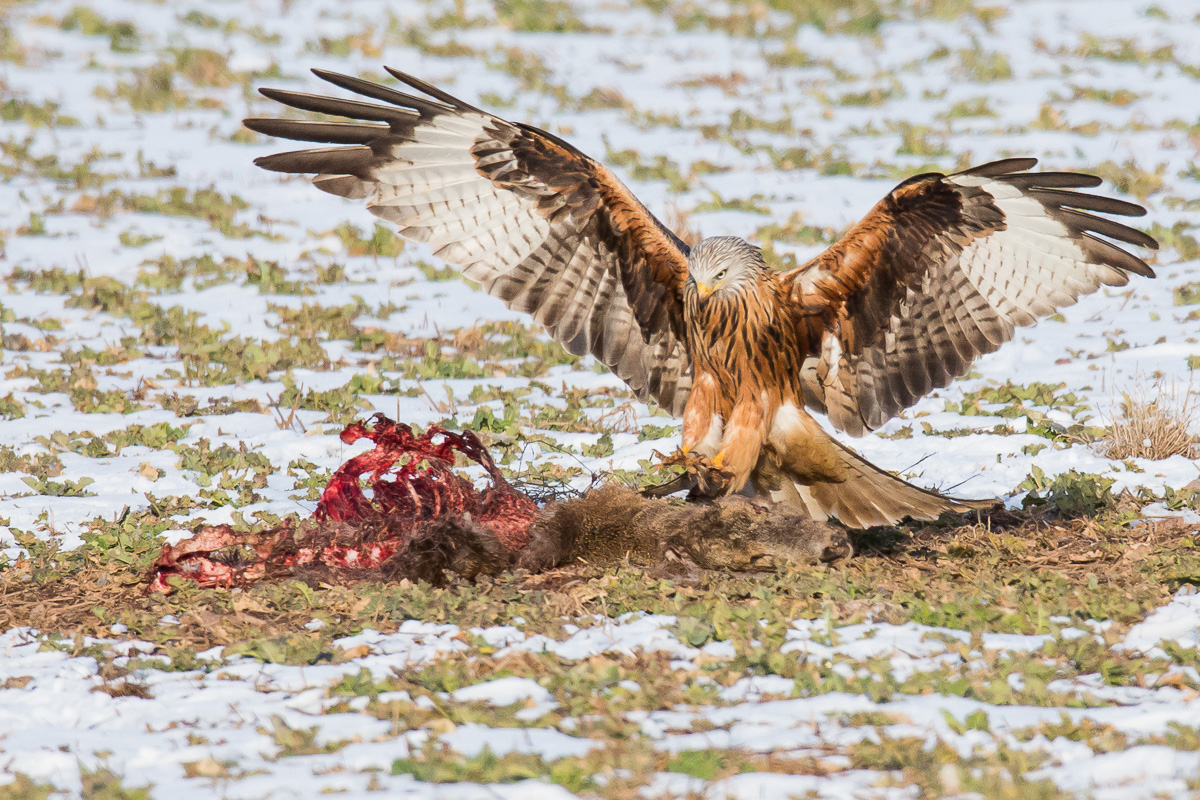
1097, 379, 1199, 460
92, 680, 154, 699
592, 401, 639, 434
663, 202, 703, 248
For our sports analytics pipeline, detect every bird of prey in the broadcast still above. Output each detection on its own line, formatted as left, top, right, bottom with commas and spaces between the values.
244, 68, 1158, 528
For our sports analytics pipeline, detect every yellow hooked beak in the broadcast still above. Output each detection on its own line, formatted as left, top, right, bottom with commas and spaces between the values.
696, 282, 713, 299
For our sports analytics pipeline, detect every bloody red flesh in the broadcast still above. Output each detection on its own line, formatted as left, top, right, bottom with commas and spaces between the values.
147, 416, 537, 593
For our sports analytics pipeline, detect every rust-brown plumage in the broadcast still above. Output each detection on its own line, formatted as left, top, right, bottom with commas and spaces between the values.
247, 69, 1158, 528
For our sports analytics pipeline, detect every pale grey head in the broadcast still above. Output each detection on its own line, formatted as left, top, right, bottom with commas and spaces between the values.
685, 236, 764, 301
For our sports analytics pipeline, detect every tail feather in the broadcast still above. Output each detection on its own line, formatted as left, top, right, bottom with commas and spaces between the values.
755, 428, 992, 529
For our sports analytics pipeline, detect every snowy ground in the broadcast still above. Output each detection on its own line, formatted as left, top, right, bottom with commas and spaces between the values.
2, 593, 1200, 799
1, 0, 1199, 796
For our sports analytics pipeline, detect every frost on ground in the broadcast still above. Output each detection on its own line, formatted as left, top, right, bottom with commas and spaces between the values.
1, 0, 1199, 797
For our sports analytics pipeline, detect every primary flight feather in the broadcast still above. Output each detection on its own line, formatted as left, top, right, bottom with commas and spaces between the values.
245, 68, 1158, 528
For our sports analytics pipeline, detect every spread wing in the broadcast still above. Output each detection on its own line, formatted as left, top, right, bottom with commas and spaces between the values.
244, 68, 693, 414
787, 158, 1158, 436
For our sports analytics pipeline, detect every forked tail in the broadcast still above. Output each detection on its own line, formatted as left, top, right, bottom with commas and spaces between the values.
754, 430, 994, 529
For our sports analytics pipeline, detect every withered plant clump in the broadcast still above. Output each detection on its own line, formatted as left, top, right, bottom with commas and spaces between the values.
1097, 381, 1199, 461
662, 202, 703, 248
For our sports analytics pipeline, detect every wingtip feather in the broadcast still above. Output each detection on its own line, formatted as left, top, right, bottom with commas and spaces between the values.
957, 157, 1039, 177
383, 66, 485, 114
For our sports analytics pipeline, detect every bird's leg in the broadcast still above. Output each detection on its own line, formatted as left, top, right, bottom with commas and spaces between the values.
640, 373, 725, 498
699, 399, 765, 497
680, 373, 720, 456
643, 375, 769, 500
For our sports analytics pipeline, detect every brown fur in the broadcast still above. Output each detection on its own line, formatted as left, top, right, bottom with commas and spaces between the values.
382, 516, 514, 584
518, 485, 851, 572
284, 515, 515, 588
286, 486, 851, 583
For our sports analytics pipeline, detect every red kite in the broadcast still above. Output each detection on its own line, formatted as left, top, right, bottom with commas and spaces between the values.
246, 68, 1157, 527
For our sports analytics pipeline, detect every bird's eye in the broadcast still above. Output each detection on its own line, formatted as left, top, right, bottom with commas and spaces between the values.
716, 269, 727, 280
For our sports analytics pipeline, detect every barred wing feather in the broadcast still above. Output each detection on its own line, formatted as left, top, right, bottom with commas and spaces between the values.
788, 158, 1157, 436
245, 68, 693, 414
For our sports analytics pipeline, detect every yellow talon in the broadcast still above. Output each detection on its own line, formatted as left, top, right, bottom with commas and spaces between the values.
711, 451, 725, 469
681, 445, 690, 454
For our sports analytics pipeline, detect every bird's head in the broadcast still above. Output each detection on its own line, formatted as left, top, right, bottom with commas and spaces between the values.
685, 236, 764, 303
